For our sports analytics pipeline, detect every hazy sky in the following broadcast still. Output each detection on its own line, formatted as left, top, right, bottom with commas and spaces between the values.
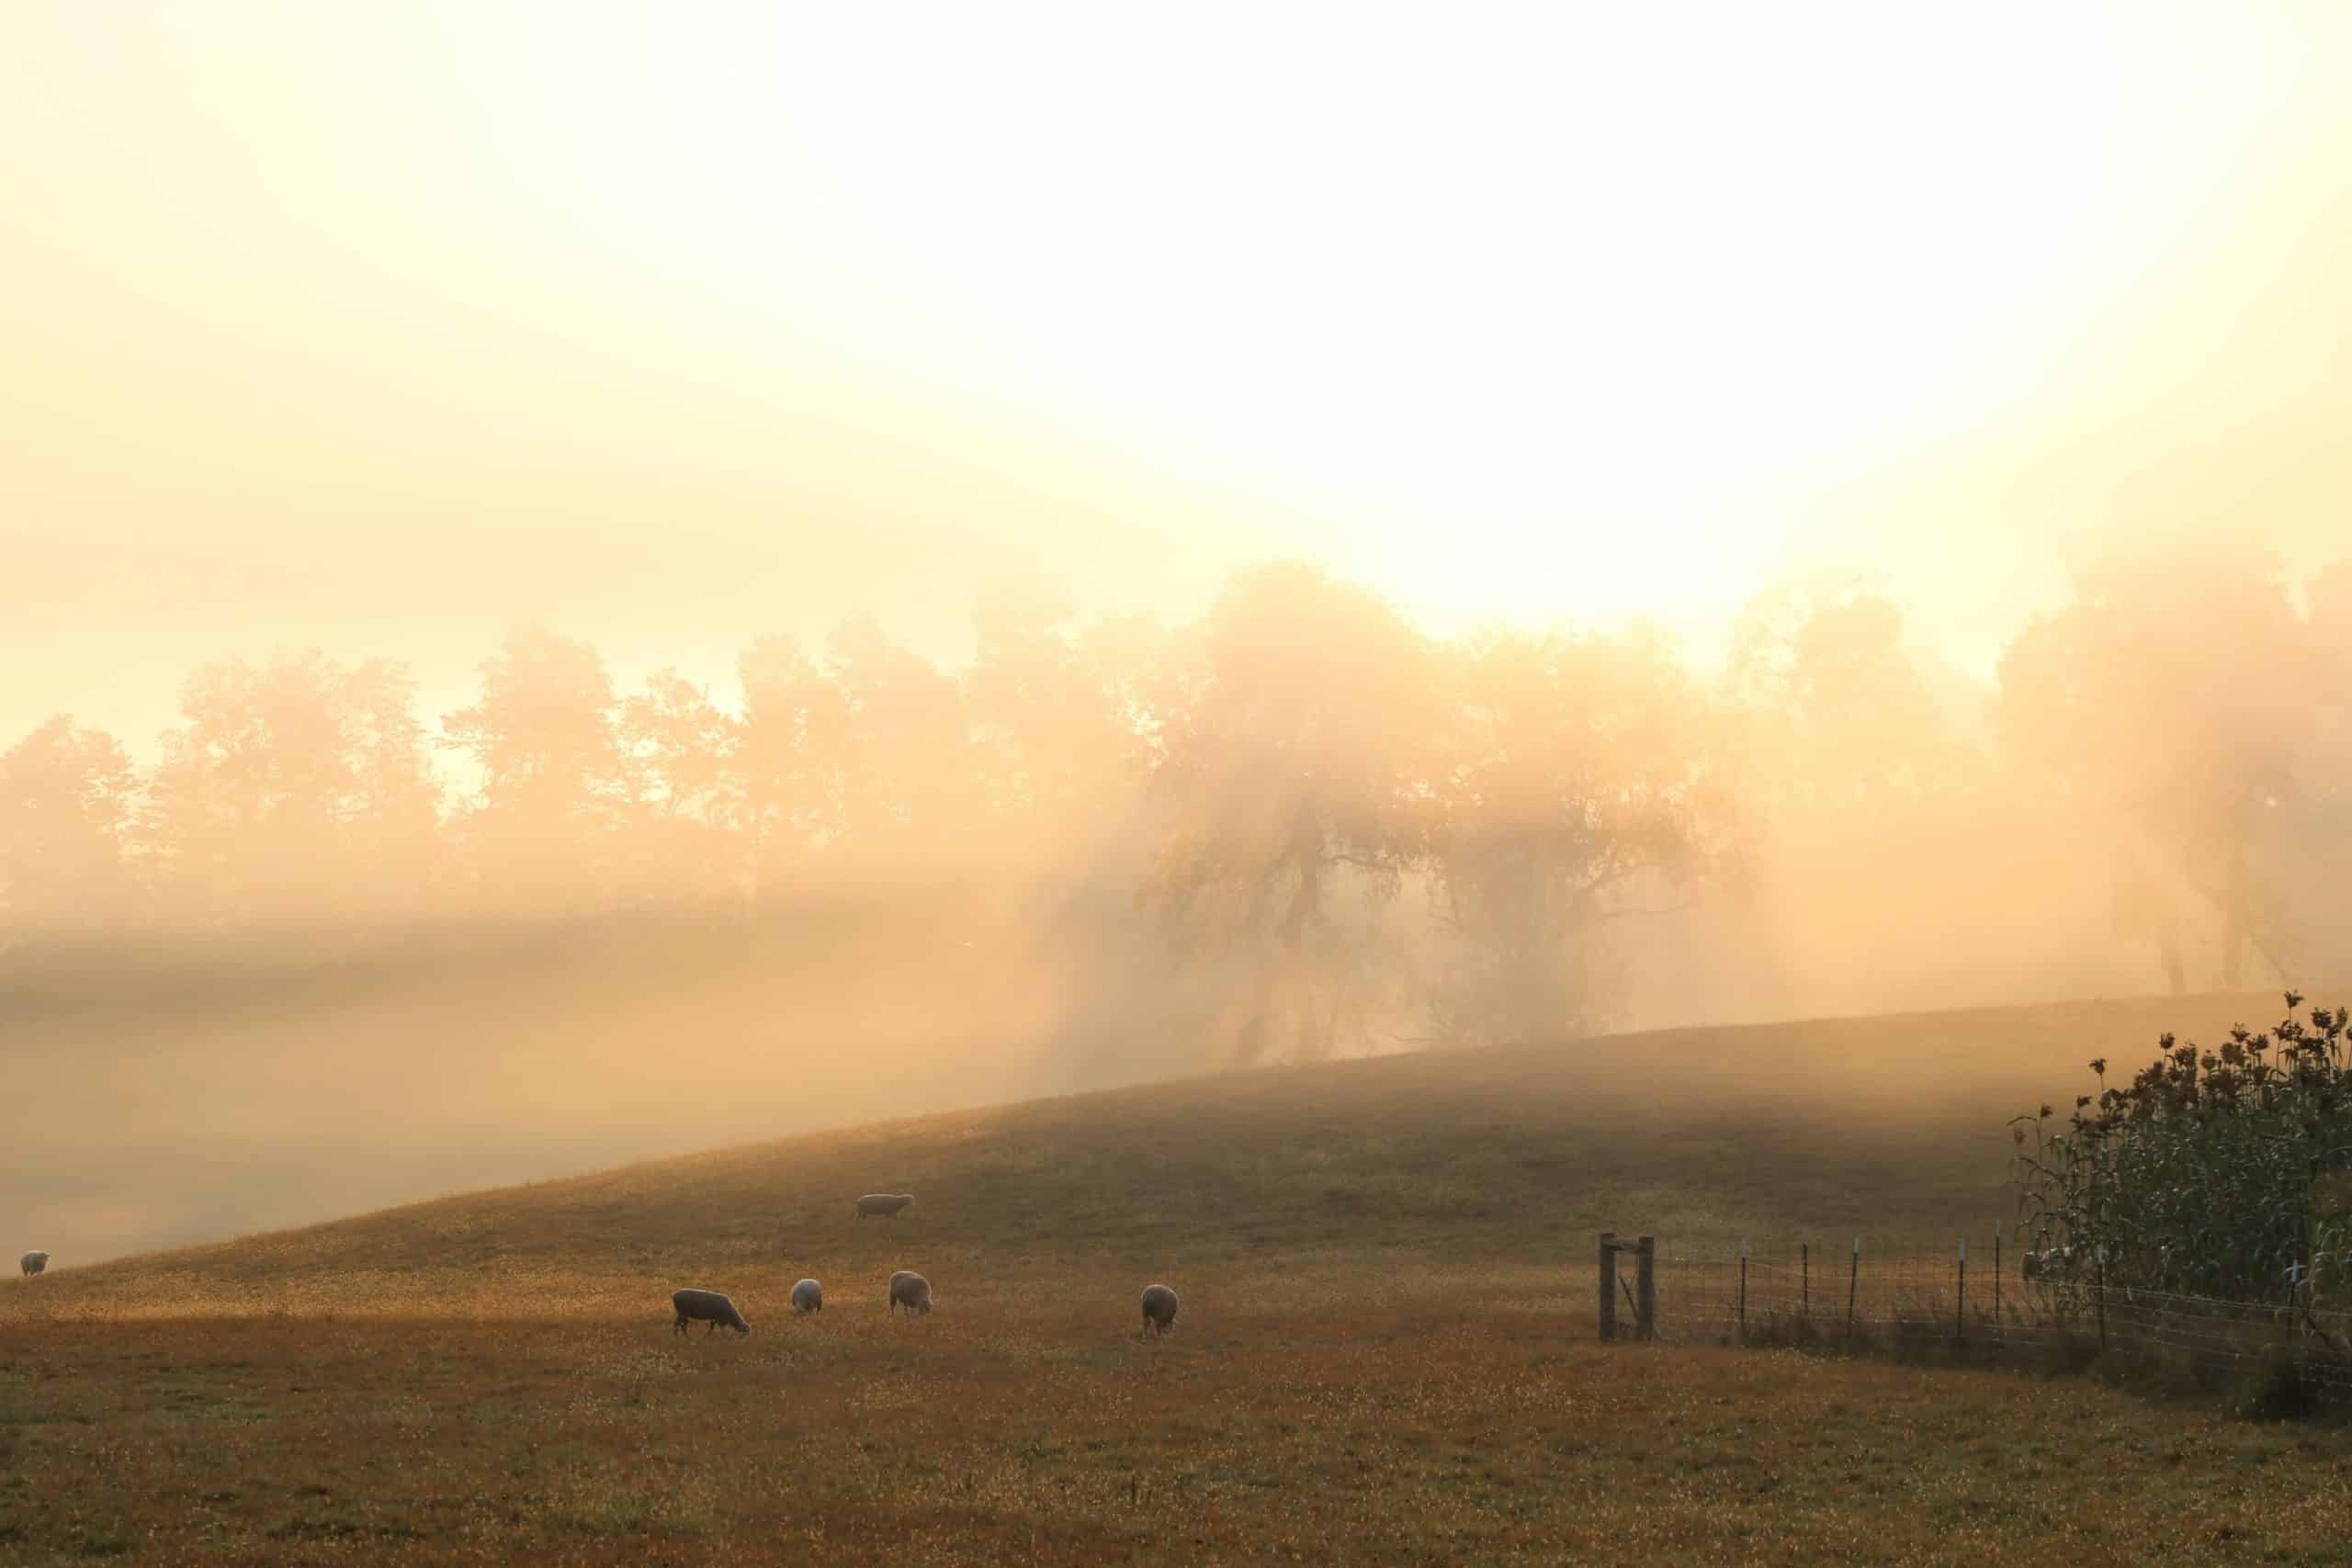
7, 1, 2350, 750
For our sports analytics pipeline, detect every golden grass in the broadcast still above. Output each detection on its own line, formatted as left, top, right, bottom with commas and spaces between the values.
6, 1311, 2350, 1564
4, 988, 2348, 1562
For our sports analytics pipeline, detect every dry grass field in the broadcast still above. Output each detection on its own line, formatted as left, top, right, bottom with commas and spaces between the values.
6, 989, 2351, 1564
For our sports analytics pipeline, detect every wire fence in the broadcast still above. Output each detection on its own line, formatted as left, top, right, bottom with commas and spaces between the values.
1608, 1233, 2352, 1393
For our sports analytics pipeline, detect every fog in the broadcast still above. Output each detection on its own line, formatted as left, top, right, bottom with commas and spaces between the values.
7, 3, 2352, 1263
8, 542, 2349, 1262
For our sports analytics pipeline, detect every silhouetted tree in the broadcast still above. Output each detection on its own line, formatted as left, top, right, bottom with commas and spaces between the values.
820, 612, 983, 864
616, 669, 746, 908
1998, 548, 2332, 990
1725, 586, 1967, 819
140, 653, 439, 927
0, 716, 141, 940
441, 626, 624, 912
1425, 626, 1731, 1045
967, 576, 1153, 848
738, 632, 849, 896
1138, 563, 1438, 1065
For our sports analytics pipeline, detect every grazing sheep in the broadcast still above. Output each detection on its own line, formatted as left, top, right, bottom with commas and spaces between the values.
888, 1269, 933, 1315
672, 1287, 751, 1336
19, 1251, 47, 1278
1140, 1283, 1179, 1337
855, 1193, 915, 1222
792, 1278, 823, 1314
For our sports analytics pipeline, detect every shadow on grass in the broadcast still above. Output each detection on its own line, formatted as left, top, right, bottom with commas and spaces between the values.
1716, 1306, 2352, 1423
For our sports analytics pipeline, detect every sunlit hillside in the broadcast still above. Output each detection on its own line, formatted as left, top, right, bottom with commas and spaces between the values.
12, 989, 2306, 1320
7, 989, 2351, 1565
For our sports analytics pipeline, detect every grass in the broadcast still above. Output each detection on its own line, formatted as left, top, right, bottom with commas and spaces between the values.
6, 988, 2351, 1562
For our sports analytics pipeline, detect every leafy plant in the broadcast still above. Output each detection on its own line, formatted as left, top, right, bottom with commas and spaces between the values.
2012, 993, 2352, 1301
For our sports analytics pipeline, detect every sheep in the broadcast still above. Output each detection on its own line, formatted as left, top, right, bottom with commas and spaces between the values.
855, 1193, 915, 1222
792, 1278, 823, 1314
672, 1287, 751, 1336
19, 1251, 47, 1278
888, 1269, 933, 1315
1140, 1283, 1179, 1337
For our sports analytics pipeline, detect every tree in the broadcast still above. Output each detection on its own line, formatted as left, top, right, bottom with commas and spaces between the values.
0, 716, 140, 939
616, 669, 746, 908
1424, 626, 1730, 1045
818, 612, 983, 865
140, 653, 440, 927
1138, 563, 1439, 1065
441, 626, 624, 912
1997, 548, 2333, 991
966, 576, 1148, 847
1724, 585, 1966, 821
738, 632, 848, 896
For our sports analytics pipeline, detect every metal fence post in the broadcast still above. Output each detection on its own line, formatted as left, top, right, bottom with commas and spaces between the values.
2096, 1246, 2108, 1351
1847, 1237, 1860, 1334
1737, 1238, 1747, 1342
1993, 1221, 2002, 1331
1802, 1238, 1810, 1322
1956, 1236, 1967, 1342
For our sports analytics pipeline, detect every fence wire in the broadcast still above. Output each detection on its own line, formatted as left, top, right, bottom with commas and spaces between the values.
1602, 1237, 2352, 1390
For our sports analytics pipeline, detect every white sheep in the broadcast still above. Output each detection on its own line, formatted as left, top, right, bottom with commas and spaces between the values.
792, 1278, 823, 1314
1140, 1283, 1179, 1337
672, 1287, 751, 1336
888, 1269, 933, 1314
19, 1251, 47, 1278
855, 1193, 915, 1222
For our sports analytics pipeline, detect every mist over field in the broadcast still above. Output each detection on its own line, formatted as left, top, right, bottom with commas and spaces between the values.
8, 1, 2352, 1273
6, 536, 2349, 1264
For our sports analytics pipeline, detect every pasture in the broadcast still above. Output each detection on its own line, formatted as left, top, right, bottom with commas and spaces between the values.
6, 990, 2351, 1563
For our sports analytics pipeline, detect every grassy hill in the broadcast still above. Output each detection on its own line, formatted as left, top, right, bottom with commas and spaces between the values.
5, 988, 2348, 1564
10, 987, 2304, 1318
0, 987, 2314, 1316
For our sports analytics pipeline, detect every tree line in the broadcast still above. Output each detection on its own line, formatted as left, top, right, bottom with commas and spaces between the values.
6, 551, 2349, 1063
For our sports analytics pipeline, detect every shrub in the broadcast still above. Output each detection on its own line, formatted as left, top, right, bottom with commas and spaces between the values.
2012, 993, 2352, 1302
2312, 1168, 2352, 1310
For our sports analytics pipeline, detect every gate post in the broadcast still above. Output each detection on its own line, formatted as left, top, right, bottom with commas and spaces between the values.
1635, 1235, 1657, 1342
1599, 1232, 1618, 1341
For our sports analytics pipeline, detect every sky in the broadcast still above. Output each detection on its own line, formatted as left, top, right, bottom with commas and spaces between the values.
6, 0, 2350, 754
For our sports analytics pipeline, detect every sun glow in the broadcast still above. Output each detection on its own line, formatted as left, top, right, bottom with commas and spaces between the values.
2, 1, 2342, 733
438, 2, 2310, 627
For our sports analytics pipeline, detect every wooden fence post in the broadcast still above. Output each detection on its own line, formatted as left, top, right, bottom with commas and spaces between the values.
1636, 1235, 1656, 1342
1599, 1232, 1617, 1342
